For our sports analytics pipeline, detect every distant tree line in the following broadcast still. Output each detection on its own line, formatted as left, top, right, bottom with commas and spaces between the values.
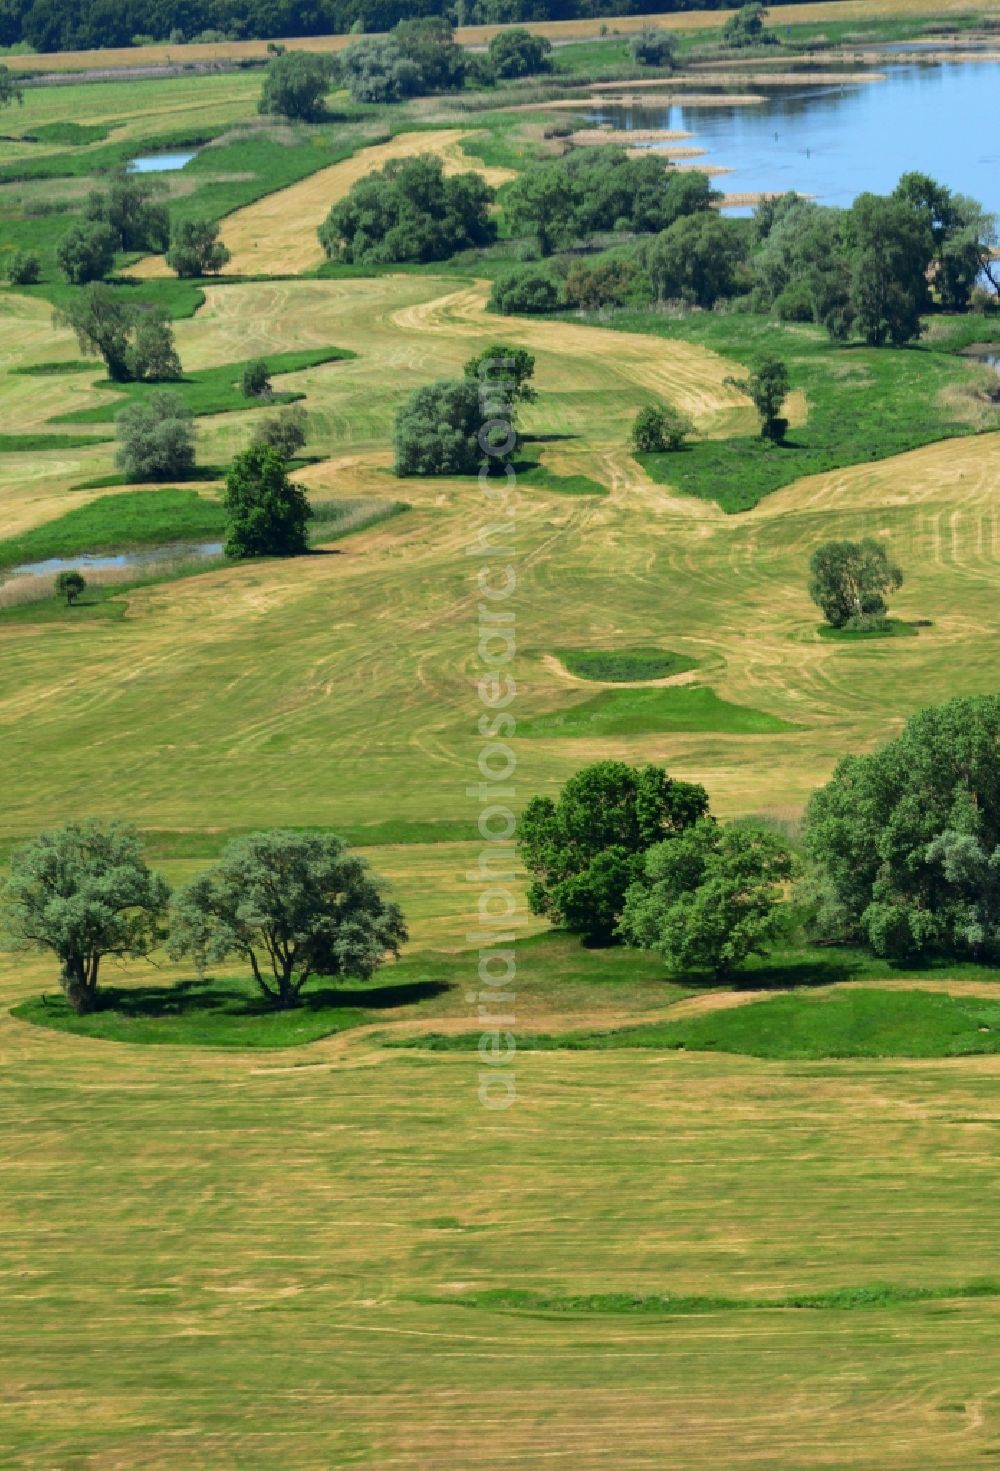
2, 0, 830, 55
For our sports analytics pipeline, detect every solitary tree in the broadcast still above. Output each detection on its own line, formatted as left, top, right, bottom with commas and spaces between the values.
241, 359, 272, 398
55, 287, 182, 384
252, 405, 308, 460
55, 570, 87, 605
722, 2, 775, 47
166, 217, 231, 278
1, 820, 170, 1014
224, 444, 312, 558
55, 285, 136, 381
629, 27, 678, 67
115, 392, 196, 482
808, 537, 903, 629
56, 221, 117, 285
5, 251, 40, 285
726, 356, 790, 442
258, 51, 333, 120
168, 831, 407, 1009
619, 820, 792, 978
631, 403, 693, 453
394, 379, 490, 477
487, 27, 553, 79
0, 65, 23, 108
520, 762, 710, 945
463, 344, 537, 405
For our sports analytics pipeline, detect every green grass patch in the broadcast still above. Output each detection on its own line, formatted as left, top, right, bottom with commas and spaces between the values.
436, 1279, 1000, 1318
597, 311, 1000, 512
26, 122, 111, 146
515, 457, 608, 496
557, 647, 698, 682
519, 684, 794, 737
10, 972, 449, 1050
12, 360, 95, 376
0, 588, 129, 626
438, 988, 1000, 1062
0, 432, 111, 452
51, 346, 355, 425
0, 488, 224, 571
817, 619, 920, 642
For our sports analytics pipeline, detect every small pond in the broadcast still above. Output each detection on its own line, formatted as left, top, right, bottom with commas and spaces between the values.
127, 151, 198, 173
11, 542, 224, 579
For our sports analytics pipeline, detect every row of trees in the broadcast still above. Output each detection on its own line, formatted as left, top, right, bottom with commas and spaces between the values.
3, 0, 797, 54
1, 823, 406, 1014
332, 19, 552, 105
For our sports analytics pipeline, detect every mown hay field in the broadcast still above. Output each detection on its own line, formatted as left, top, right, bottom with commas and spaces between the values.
2, 941, 1000, 1467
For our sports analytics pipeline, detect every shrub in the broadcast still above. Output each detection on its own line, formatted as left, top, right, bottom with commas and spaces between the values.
166, 217, 230, 277
258, 51, 334, 120
629, 27, 678, 67
54, 569, 86, 605
224, 443, 312, 558
631, 403, 693, 453
564, 258, 639, 310
489, 267, 561, 315
252, 405, 308, 460
5, 250, 40, 284
487, 27, 553, 79
56, 221, 116, 284
241, 359, 272, 398
126, 310, 182, 382
394, 379, 494, 477
115, 391, 196, 482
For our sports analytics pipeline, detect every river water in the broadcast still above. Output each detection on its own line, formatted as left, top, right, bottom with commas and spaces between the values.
591, 60, 1000, 210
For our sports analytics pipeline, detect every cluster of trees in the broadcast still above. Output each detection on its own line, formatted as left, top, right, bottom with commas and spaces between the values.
752, 175, 998, 344
2, 0, 809, 54
318, 153, 495, 265
394, 342, 535, 475
520, 760, 791, 975
1, 822, 406, 1015
333, 17, 550, 103
505, 150, 718, 257
492, 167, 997, 341
524, 692, 1000, 975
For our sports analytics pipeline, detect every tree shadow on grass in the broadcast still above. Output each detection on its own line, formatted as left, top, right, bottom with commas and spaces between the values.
74, 976, 451, 1018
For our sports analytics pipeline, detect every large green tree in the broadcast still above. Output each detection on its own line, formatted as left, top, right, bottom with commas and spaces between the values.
487, 27, 552, 78
166, 217, 230, 278
55, 284, 136, 381
807, 537, 903, 629
520, 761, 710, 945
116, 391, 196, 482
258, 50, 333, 120
1, 820, 170, 1014
644, 211, 746, 308
224, 443, 313, 558
56, 220, 117, 285
843, 192, 933, 346
394, 378, 490, 477
726, 355, 790, 442
804, 695, 1000, 960
619, 820, 792, 978
168, 831, 407, 1009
